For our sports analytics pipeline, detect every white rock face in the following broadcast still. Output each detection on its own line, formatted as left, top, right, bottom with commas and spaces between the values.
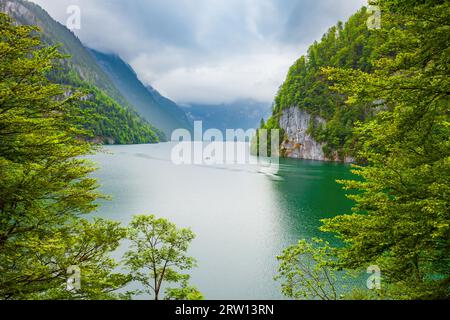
279, 107, 354, 163
279, 107, 328, 161
2, 1, 34, 22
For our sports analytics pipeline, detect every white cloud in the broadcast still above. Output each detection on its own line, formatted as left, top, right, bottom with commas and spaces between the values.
30, 0, 367, 104
145, 49, 303, 104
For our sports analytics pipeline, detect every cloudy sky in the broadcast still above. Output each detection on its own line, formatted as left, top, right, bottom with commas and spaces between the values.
30, 0, 366, 104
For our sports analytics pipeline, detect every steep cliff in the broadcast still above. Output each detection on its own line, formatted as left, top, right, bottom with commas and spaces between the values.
279, 107, 354, 162
261, 8, 379, 163
279, 107, 326, 160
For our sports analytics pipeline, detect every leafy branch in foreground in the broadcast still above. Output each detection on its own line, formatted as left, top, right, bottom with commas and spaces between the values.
321, 0, 449, 299
276, 0, 448, 300
276, 239, 340, 300
164, 276, 204, 301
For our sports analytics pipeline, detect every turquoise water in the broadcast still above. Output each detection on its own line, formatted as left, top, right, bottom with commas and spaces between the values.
90, 142, 355, 299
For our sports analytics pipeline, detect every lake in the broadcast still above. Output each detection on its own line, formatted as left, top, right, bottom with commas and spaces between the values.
90, 142, 355, 299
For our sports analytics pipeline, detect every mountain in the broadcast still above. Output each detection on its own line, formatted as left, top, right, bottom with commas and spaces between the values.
90, 50, 192, 137
0, 0, 126, 107
262, 7, 379, 162
0, 0, 161, 144
0, 0, 190, 142
181, 99, 271, 134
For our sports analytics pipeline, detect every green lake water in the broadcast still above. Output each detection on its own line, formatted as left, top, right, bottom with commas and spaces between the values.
90, 142, 355, 299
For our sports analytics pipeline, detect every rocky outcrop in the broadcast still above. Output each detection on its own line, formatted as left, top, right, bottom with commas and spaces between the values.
279, 107, 354, 163
1, 1, 43, 29
90, 136, 115, 145
279, 107, 326, 160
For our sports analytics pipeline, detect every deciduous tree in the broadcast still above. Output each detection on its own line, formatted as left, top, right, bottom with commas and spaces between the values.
321, 0, 449, 299
0, 13, 128, 299
124, 215, 200, 300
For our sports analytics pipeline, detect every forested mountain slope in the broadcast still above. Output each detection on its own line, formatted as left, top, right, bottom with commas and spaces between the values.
263, 8, 381, 161
0, 0, 167, 143
90, 50, 192, 136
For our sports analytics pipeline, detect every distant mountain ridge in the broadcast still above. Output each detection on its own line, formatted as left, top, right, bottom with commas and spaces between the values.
181, 99, 271, 134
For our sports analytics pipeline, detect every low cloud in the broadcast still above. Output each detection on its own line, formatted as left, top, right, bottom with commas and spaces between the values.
30, 0, 367, 104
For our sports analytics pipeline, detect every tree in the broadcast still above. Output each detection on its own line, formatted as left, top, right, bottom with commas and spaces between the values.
0, 13, 128, 299
124, 215, 201, 300
164, 276, 204, 301
260, 118, 266, 129
275, 239, 339, 300
22, 219, 131, 300
321, 0, 449, 299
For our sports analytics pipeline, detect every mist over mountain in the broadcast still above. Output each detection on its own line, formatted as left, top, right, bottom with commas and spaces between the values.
181, 99, 271, 134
